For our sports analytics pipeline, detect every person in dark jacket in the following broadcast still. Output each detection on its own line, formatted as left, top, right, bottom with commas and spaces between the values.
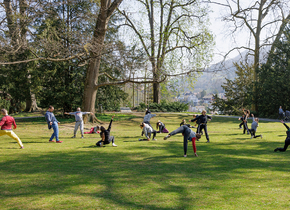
95, 115, 117, 147
189, 114, 202, 134
191, 110, 212, 143
274, 120, 290, 152
238, 115, 245, 129
242, 109, 250, 134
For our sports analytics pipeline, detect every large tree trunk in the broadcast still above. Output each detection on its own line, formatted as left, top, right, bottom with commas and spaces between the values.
153, 83, 160, 103
25, 93, 39, 112
82, 0, 124, 118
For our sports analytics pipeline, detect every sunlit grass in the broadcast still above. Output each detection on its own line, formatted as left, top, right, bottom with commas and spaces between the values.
0, 113, 289, 209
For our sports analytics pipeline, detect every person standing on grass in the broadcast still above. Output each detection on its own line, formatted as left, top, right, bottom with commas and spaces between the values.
95, 115, 117, 147
242, 109, 250, 135
45, 105, 62, 143
274, 120, 290, 152
139, 122, 157, 141
189, 114, 201, 134
249, 114, 262, 139
191, 110, 212, 143
238, 114, 245, 129
164, 125, 201, 157
0, 109, 24, 149
64, 108, 93, 138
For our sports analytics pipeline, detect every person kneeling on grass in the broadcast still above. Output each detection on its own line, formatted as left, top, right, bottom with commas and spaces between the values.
139, 122, 157, 141
0, 109, 24, 149
156, 120, 168, 133
95, 115, 117, 147
163, 125, 201, 157
274, 120, 290, 152
249, 114, 262, 139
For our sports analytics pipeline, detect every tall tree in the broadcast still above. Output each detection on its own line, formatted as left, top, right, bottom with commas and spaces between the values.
208, 0, 289, 111
211, 62, 254, 115
257, 24, 290, 117
118, 0, 214, 103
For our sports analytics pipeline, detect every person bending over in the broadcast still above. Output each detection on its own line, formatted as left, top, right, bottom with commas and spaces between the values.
0, 109, 24, 149
164, 125, 201, 157
274, 120, 290, 152
65, 108, 93, 138
249, 114, 262, 139
139, 122, 157, 141
95, 116, 117, 147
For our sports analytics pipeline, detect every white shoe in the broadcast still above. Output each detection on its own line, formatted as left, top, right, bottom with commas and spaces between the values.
112, 143, 117, 147
261, 135, 263, 139
184, 155, 187, 157
152, 138, 157, 141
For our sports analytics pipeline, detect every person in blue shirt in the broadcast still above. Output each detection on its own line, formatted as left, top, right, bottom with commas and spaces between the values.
64, 107, 93, 138
45, 105, 62, 143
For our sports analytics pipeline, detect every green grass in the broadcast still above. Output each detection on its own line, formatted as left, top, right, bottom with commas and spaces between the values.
0, 113, 289, 209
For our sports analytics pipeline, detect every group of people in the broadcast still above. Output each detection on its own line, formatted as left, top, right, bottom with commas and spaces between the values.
238, 108, 262, 139
45, 105, 117, 147
138, 109, 212, 157
1, 105, 290, 156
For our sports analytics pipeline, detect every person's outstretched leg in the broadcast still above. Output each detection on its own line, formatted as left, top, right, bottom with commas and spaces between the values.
164, 126, 185, 140
0, 130, 23, 148
275, 138, 290, 152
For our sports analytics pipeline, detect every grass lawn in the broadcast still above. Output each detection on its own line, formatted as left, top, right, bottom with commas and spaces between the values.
0, 113, 289, 209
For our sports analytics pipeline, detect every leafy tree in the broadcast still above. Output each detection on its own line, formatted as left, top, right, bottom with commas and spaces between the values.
257, 25, 290, 117
119, 0, 214, 103
211, 63, 254, 115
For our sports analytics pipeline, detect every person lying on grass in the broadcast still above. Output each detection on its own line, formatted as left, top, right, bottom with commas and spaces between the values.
274, 120, 290, 152
95, 115, 117, 147
164, 125, 201, 157
0, 108, 24, 149
139, 122, 157, 141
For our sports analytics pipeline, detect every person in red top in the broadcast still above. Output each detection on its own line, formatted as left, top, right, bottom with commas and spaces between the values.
0, 109, 24, 149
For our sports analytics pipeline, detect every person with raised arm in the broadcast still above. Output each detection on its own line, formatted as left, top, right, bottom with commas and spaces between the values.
0, 109, 24, 149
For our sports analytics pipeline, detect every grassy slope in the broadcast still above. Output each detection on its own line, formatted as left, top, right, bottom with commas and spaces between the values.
0, 113, 289, 210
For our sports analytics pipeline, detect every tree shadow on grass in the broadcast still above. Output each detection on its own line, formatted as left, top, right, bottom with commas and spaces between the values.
1, 130, 290, 209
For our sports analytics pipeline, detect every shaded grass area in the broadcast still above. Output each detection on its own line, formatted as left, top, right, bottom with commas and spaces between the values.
1, 113, 290, 209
